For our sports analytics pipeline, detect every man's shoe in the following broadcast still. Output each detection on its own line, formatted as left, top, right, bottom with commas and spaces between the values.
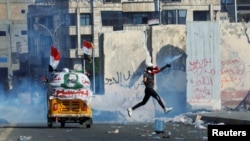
127, 108, 132, 117
164, 107, 173, 114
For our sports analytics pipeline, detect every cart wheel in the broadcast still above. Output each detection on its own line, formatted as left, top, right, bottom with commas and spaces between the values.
80, 121, 83, 125
61, 121, 65, 128
47, 116, 52, 128
48, 122, 52, 128
85, 118, 92, 128
86, 124, 91, 128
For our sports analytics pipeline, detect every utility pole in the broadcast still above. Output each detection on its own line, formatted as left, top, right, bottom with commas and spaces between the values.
234, 0, 237, 23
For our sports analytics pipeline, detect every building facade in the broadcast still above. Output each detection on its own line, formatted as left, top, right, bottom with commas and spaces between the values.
5, 0, 250, 93
26, 0, 221, 92
0, 0, 34, 93
221, 0, 250, 22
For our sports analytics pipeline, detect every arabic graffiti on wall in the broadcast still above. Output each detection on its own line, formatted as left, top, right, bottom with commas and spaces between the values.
187, 58, 215, 103
105, 70, 142, 89
221, 58, 246, 89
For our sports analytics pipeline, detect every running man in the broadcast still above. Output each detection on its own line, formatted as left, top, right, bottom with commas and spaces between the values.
127, 63, 173, 117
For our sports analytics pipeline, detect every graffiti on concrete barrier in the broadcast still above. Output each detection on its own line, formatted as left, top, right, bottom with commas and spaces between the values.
105, 70, 142, 89
188, 56, 249, 104
187, 58, 216, 103
105, 64, 185, 89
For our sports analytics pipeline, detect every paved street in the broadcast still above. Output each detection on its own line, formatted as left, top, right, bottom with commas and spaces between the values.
0, 105, 209, 141
1, 105, 250, 141
0, 122, 207, 141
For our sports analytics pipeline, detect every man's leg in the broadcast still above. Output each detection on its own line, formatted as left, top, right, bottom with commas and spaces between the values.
150, 88, 173, 114
127, 88, 151, 117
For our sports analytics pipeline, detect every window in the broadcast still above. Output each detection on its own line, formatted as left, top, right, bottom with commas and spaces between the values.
70, 14, 92, 26
221, 0, 233, 4
123, 13, 132, 24
193, 11, 210, 21
162, 10, 186, 24
0, 31, 6, 36
101, 11, 123, 30
80, 14, 92, 26
0, 57, 7, 63
101, 11, 122, 26
104, 0, 121, 3
123, 12, 159, 25
162, 0, 181, 2
221, 0, 234, 12
167, 10, 177, 24
21, 10, 25, 14
133, 13, 145, 24
238, 6, 250, 10
178, 10, 186, 24
21, 30, 27, 35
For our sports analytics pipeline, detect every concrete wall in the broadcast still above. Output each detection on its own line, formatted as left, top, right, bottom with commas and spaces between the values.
220, 23, 250, 110
91, 22, 250, 123
186, 22, 221, 110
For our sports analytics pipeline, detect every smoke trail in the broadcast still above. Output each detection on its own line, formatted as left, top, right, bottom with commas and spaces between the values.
164, 54, 183, 64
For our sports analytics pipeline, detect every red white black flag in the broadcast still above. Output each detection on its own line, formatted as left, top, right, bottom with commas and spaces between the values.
49, 46, 60, 72
83, 40, 94, 62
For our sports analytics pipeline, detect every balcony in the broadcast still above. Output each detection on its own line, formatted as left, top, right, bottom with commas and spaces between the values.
68, 25, 92, 35
162, 0, 220, 5
122, 1, 157, 12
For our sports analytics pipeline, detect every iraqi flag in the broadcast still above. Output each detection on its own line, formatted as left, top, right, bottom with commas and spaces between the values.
49, 46, 60, 72
83, 40, 93, 62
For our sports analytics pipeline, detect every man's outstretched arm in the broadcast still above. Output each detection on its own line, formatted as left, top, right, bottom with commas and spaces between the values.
159, 64, 171, 72
151, 64, 171, 74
